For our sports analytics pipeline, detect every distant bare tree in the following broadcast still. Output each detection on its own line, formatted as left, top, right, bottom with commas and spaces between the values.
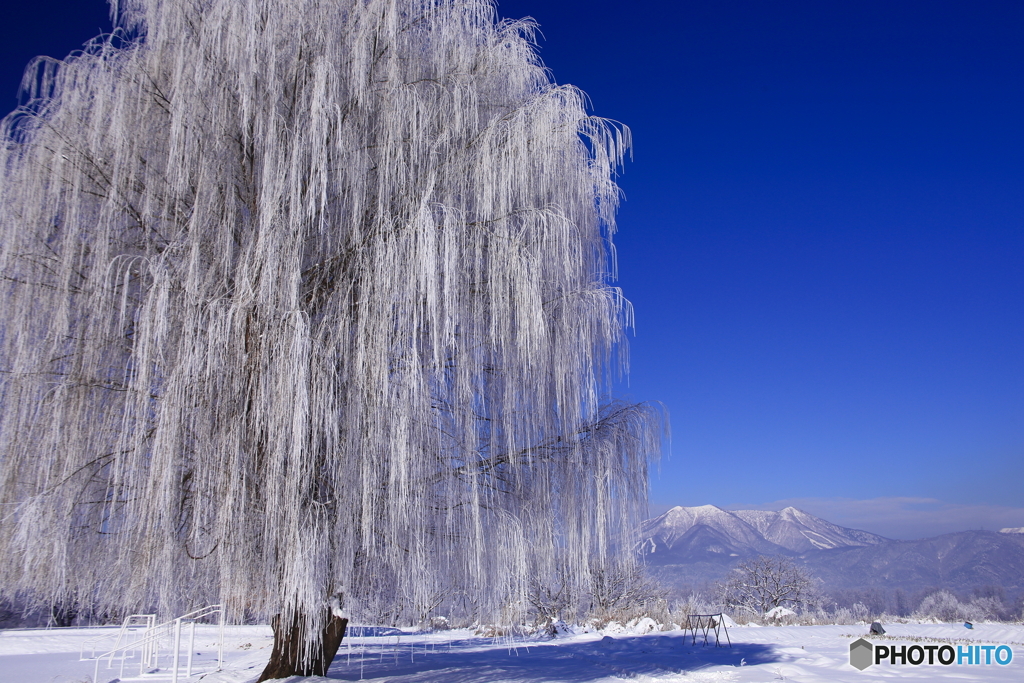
528, 560, 668, 630
528, 567, 579, 628
589, 561, 666, 615
717, 556, 816, 618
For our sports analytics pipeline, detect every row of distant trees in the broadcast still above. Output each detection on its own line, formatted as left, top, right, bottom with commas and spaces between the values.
713, 555, 1022, 623
1, 555, 1018, 630
518, 553, 1024, 629
828, 585, 1021, 623
520, 553, 1024, 629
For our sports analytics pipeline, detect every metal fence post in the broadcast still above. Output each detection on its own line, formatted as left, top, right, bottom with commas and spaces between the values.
171, 617, 182, 683
186, 620, 196, 677
218, 604, 225, 670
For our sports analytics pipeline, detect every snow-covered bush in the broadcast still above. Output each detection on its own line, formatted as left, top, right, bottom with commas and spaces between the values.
915, 590, 966, 622
850, 602, 871, 623
628, 616, 660, 634
528, 568, 581, 630
670, 592, 721, 620
912, 590, 1012, 624
963, 596, 1003, 622
582, 563, 671, 630
912, 590, 1009, 624
428, 616, 451, 631
764, 606, 798, 625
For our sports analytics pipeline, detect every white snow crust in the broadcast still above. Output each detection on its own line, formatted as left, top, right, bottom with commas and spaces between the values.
3, 621, 1023, 682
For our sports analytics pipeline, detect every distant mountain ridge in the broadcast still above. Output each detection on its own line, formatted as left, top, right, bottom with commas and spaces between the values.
641, 504, 887, 565
642, 505, 1024, 598
800, 530, 1024, 594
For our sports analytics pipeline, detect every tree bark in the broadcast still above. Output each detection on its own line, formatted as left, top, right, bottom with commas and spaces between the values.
256, 610, 348, 682
50, 602, 78, 628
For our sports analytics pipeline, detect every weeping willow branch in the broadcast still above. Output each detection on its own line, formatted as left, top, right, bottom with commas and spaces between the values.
0, 0, 661, 652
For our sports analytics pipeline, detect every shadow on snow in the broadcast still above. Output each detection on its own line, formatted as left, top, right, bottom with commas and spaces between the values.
323, 631, 782, 682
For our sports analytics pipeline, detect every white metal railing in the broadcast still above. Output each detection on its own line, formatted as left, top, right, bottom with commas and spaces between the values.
81, 613, 157, 664
88, 604, 225, 683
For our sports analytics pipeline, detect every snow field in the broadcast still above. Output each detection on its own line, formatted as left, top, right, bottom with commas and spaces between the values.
1, 622, 1022, 682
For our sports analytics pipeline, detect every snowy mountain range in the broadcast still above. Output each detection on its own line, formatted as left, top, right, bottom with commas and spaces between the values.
801, 529, 1024, 595
641, 505, 1024, 597
640, 504, 887, 564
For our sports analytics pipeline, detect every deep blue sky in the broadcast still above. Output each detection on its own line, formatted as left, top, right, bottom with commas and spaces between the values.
4, 1, 1023, 538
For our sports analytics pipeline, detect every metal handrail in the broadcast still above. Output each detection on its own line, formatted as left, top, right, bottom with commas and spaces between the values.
80, 614, 156, 661
89, 604, 225, 683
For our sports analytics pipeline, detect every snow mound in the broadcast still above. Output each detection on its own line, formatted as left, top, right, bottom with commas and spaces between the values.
627, 617, 659, 634
717, 613, 739, 628
765, 606, 796, 620
601, 620, 627, 635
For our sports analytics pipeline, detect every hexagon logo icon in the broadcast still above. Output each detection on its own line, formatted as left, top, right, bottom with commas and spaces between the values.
849, 638, 874, 670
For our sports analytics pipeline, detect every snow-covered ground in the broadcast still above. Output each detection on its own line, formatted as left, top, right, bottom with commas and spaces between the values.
2, 621, 1022, 683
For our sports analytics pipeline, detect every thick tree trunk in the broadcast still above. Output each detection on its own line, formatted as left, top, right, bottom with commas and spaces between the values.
50, 602, 78, 628
256, 610, 348, 682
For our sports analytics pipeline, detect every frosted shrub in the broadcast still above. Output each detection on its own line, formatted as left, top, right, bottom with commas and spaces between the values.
670, 592, 722, 624
627, 616, 659, 634
831, 607, 854, 625
796, 605, 835, 625
528, 568, 581, 630
963, 596, 1005, 623
915, 591, 965, 622
873, 612, 910, 625
850, 602, 870, 623
583, 562, 670, 629
912, 590, 1010, 623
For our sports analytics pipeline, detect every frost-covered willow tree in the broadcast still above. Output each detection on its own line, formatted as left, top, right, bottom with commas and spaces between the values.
0, 0, 659, 676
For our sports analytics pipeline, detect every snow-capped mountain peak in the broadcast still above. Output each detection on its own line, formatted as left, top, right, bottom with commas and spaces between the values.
641, 505, 889, 565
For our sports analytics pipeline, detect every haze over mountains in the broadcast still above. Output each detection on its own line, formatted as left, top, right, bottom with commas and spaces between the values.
643, 505, 1024, 599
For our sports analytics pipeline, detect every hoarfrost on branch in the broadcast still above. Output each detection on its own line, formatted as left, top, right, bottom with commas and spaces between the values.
0, 0, 660, 646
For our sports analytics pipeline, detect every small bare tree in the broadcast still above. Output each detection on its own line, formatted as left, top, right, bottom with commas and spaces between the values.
528, 560, 669, 631
717, 556, 816, 620
528, 567, 580, 629
589, 562, 667, 616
